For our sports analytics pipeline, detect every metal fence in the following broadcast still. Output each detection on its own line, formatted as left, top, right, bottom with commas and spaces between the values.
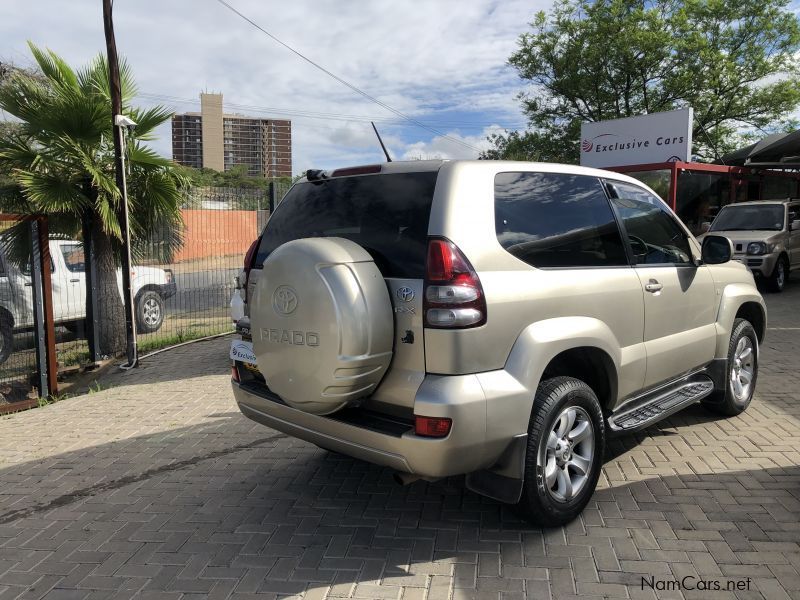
0, 182, 291, 409
0, 215, 57, 411
135, 183, 288, 353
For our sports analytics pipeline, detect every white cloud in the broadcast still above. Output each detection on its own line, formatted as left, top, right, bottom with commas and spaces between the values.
400, 125, 507, 160
0, 0, 549, 174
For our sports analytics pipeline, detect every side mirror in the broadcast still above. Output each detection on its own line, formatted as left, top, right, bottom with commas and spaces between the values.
701, 235, 734, 265
791, 220, 800, 231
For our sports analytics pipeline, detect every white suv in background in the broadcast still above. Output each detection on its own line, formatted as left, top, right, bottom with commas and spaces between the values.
0, 239, 176, 363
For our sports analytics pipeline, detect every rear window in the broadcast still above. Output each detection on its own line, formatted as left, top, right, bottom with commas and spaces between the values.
255, 172, 437, 278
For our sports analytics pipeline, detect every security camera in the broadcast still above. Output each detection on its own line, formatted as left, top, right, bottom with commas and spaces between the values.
114, 114, 137, 131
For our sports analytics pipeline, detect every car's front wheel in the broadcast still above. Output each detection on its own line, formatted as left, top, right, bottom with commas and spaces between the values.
517, 376, 605, 527
767, 256, 788, 292
136, 291, 165, 334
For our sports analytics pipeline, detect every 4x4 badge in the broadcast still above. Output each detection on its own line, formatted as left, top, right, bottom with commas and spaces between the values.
273, 286, 298, 315
396, 287, 415, 302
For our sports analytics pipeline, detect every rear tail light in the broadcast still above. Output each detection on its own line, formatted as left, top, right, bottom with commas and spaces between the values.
242, 236, 261, 304
414, 415, 452, 437
423, 237, 486, 328
231, 365, 240, 382
244, 237, 259, 270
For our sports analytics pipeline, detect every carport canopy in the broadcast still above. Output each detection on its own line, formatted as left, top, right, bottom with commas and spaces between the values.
719, 129, 800, 168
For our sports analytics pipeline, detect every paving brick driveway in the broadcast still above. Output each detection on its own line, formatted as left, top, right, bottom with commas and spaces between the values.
0, 285, 799, 600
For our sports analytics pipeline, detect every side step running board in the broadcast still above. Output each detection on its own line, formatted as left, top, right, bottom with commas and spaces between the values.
608, 378, 714, 432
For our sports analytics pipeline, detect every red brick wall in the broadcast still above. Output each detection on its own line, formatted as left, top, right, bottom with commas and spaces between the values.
174, 210, 258, 262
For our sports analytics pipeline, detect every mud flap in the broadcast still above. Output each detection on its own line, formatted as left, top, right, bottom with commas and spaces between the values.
465, 433, 527, 504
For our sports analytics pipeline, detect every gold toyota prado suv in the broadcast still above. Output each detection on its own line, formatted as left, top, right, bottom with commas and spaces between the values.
230, 160, 766, 526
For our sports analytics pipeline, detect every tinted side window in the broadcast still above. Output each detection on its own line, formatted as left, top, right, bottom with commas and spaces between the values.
608, 181, 693, 265
256, 172, 437, 278
494, 172, 627, 268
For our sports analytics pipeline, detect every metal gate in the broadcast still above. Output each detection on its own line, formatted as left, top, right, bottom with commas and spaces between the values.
0, 214, 57, 412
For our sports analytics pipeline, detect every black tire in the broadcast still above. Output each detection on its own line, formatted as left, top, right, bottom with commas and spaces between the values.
767, 256, 789, 293
516, 376, 605, 527
703, 318, 758, 417
0, 313, 13, 365
136, 291, 165, 334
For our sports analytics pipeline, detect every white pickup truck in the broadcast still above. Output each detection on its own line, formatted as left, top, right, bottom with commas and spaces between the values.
0, 239, 176, 363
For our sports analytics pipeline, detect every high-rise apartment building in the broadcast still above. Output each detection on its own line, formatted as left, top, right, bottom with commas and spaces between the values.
171, 93, 292, 177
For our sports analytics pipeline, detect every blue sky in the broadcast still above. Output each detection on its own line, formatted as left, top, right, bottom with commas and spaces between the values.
1, 0, 549, 174
5, 1, 799, 175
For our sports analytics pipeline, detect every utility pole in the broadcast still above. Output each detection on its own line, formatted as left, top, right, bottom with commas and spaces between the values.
103, 0, 138, 368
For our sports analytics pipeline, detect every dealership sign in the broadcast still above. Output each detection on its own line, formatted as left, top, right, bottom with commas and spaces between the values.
580, 108, 693, 168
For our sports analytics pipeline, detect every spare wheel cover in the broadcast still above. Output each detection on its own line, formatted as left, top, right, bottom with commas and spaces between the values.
251, 237, 394, 415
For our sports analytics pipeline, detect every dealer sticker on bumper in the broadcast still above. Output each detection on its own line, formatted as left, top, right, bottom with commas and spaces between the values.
230, 339, 257, 365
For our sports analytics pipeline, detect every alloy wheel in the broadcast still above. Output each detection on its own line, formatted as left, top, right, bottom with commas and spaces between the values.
541, 406, 595, 502
777, 261, 786, 289
731, 336, 755, 402
143, 298, 161, 327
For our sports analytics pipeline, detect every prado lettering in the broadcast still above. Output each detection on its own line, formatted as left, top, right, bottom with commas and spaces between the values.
260, 328, 320, 347
580, 108, 693, 168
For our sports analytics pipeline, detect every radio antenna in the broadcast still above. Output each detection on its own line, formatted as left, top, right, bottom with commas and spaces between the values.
371, 121, 392, 162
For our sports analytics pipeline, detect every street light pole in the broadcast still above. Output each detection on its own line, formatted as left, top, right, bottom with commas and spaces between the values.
116, 116, 138, 369
103, 0, 137, 368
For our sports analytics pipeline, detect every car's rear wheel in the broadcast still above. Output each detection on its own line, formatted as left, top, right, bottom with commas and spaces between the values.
517, 376, 604, 527
136, 291, 165, 334
767, 256, 788, 292
703, 318, 758, 416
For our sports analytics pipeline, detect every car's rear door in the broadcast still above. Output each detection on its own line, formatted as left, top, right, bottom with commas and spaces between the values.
250, 168, 439, 413
56, 241, 87, 321
607, 181, 717, 388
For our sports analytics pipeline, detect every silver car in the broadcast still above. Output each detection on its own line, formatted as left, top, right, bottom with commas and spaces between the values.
701, 199, 800, 292
230, 160, 765, 526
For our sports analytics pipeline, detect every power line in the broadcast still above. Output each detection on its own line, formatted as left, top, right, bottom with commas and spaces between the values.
209, 0, 483, 153
137, 92, 524, 131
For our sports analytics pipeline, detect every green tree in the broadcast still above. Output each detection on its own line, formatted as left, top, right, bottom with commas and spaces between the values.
0, 43, 183, 355
176, 163, 293, 190
483, 0, 800, 163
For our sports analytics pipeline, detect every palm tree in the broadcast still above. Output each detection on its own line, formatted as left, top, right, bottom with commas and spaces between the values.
0, 43, 183, 355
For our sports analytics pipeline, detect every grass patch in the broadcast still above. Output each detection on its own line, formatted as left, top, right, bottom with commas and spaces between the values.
38, 391, 69, 408
58, 346, 92, 368
87, 380, 113, 394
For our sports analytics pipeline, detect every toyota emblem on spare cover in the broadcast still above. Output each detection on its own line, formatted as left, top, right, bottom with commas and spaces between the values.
396, 287, 415, 302
273, 285, 298, 315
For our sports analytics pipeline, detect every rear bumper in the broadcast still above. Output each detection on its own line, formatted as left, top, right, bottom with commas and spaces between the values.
232, 371, 513, 478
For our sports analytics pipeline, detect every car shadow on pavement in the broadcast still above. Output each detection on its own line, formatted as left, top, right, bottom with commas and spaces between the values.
0, 410, 797, 599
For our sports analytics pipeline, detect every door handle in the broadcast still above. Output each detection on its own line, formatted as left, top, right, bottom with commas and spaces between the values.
70, 278, 80, 283
644, 279, 663, 293
24, 282, 32, 287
